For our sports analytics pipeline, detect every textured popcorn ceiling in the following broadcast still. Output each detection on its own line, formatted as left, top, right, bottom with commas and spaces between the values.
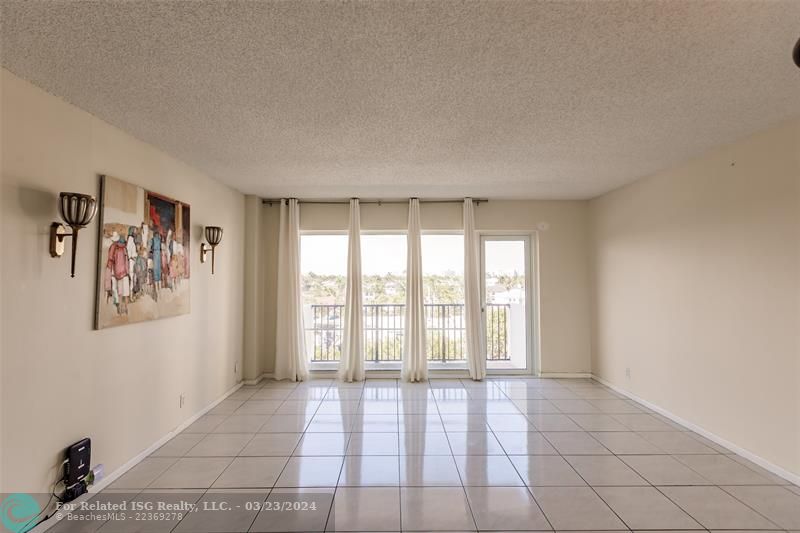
2, 1, 799, 199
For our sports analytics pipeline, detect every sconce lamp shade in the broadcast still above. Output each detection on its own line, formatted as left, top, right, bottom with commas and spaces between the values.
51, 192, 97, 278
794, 36, 800, 68
201, 226, 224, 274
59, 192, 97, 228
205, 226, 224, 246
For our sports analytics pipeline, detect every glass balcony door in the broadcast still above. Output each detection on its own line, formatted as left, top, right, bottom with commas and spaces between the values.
481, 235, 533, 372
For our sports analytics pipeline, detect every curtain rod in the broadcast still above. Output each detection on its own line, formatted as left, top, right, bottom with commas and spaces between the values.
261, 198, 488, 206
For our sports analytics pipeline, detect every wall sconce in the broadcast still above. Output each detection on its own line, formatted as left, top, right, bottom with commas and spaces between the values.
200, 226, 223, 274
50, 192, 98, 278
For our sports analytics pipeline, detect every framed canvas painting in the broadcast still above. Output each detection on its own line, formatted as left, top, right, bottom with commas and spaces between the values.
95, 175, 191, 329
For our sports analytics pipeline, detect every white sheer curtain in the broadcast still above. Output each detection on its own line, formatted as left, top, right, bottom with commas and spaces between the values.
463, 198, 486, 380
340, 199, 365, 382
274, 198, 309, 382
402, 198, 428, 382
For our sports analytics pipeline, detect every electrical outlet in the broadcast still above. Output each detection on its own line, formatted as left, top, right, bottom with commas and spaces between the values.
179, 393, 185, 408
625, 367, 631, 379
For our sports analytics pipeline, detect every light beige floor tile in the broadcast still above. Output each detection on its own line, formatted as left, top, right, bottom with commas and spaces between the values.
399, 432, 453, 455
359, 400, 399, 415
294, 432, 350, 456
486, 414, 536, 432
446, 432, 504, 455
329, 487, 400, 531
249, 488, 334, 532
595, 486, 703, 530
512, 399, 560, 415
723, 485, 800, 530
325, 388, 365, 401
509, 455, 586, 486
346, 432, 399, 455
183, 414, 227, 433
440, 414, 490, 432
397, 400, 438, 414
611, 413, 678, 431
541, 390, 580, 401
466, 486, 551, 531
150, 434, 205, 457
240, 433, 302, 456
211, 414, 270, 433
400, 487, 476, 531
569, 414, 629, 432
542, 432, 610, 455
275, 401, 321, 416
338, 456, 400, 486
233, 400, 282, 415
453, 455, 524, 486
495, 432, 558, 455
589, 399, 644, 414
108, 458, 177, 489
528, 414, 582, 431
530, 486, 625, 530
639, 431, 717, 454
185, 433, 253, 456
276, 456, 344, 487
212, 456, 288, 488
227, 389, 257, 401
251, 388, 293, 400
289, 387, 330, 400
620, 455, 711, 485
437, 400, 485, 415
676, 454, 776, 485
316, 400, 361, 415
564, 455, 648, 486
589, 432, 662, 454
150, 457, 233, 488
549, 399, 602, 414
306, 414, 357, 432
350, 414, 399, 432
259, 414, 313, 433
398, 414, 445, 432
208, 399, 244, 415
659, 486, 779, 530
173, 489, 266, 532
400, 455, 461, 486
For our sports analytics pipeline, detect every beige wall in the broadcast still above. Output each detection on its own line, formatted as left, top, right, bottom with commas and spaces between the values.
250, 199, 592, 377
590, 118, 800, 476
0, 70, 246, 493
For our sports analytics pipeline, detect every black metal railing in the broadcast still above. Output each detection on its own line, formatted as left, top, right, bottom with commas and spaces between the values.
306, 303, 511, 362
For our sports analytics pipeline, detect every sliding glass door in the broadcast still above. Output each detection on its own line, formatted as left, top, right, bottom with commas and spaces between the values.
481, 235, 533, 372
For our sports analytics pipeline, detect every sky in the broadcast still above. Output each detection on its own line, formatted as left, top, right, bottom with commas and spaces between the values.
301, 234, 525, 276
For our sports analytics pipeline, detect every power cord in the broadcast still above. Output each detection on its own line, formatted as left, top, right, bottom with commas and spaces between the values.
18, 460, 68, 533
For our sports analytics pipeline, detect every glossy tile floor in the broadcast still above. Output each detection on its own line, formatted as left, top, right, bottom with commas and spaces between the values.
62, 378, 800, 532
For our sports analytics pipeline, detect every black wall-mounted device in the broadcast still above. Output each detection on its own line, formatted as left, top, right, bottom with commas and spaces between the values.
63, 437, 91, 502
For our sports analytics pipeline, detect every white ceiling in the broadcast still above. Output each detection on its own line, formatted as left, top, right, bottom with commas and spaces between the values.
2, 1, 799, 200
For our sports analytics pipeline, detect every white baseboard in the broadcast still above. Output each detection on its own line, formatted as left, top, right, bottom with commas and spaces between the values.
30, 381, 244, 533
243, 373, 273, 385
592, 374, 800, 487
539, 372, 593, 379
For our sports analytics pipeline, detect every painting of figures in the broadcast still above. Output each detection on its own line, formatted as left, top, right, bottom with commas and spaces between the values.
95, 175, 191, 329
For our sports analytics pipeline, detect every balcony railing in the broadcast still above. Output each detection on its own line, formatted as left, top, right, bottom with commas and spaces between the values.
306, 303, 511, 363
